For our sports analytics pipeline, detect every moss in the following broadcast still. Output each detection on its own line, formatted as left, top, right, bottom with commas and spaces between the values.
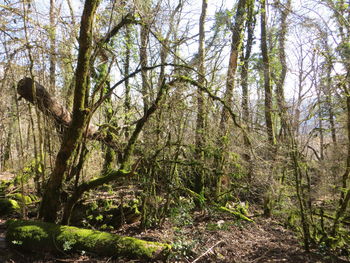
8, 193, 37, 205
6, 220, 170, 259
217, 206, 254, 222
0, 198, 20, 215
0, 180, 13, 194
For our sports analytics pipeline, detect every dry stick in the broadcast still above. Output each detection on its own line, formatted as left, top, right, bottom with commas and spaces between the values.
251, 248, 273, 263
191, 240, 224, 263
174, 75, 253, 148
91, 63, 193, 113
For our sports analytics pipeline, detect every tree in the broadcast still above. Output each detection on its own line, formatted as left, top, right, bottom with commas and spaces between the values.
260, 0, 275, 146
39, 0, 101, 222
240, 0, 256, 167
4, 0, 350, 257
49, 0, 56, 94
194, 0, 207, 204
216, 0, 247, 199
275, 0, 291, 142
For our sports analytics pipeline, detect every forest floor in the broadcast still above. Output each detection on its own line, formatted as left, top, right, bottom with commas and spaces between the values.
0, 212, 348, 263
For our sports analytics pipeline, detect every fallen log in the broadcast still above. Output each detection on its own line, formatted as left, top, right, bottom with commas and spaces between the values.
0, 198, 20, 216
17, 77, 72, 130
6, 219, 170, 260
17, 77, 117, 147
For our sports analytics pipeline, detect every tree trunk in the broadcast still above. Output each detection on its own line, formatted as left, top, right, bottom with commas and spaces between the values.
16, 77, 120, 148
101, 74, 117, 173
319, 112, 324, 160
220, 0, 247, 132
216, 0, 247, 199
49, 0, 56, 95
124, 25, 131, 139
39, 0, 100, 222
140, 24, 150, 114
17, 78, 72, 131
326, 58, 337, 145
62, 78, 172, 224
241, 0, 255, 167
325, 0, 350, 235
261, 0, 275, 146
194, 0, 207, 203
332, 88, 350, 235
241, 1, 255, 129
276, 0, 291, 142
1, 122, 13, 170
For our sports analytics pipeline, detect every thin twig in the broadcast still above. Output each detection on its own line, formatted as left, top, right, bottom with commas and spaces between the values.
191, 240, 224, 263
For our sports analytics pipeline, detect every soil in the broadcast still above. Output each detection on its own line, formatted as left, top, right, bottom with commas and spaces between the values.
0, 213, 348, 263
0, 172, 347, 262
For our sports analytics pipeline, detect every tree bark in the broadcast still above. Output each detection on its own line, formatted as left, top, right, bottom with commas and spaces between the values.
332, 89, 350, 235
215, 0, 247, 200
194, 0, 207, 202
18, 78, 72, 130
1, 122, 13, 170
325, 0, 350, 234
241, 0, 255, 129
49, 0, 56, 95
261, 0, 275, 145
61, 78, 172, 224
241, 0, 255, 167
276, 0, 291, 142
39, 0, 100, 222
124, 25, 131, 139
220, 0, 247, 132
140, 24, 150, 114
325, 54, 337, 145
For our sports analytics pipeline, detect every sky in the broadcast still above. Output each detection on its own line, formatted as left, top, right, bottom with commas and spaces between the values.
5, 0, 344, 110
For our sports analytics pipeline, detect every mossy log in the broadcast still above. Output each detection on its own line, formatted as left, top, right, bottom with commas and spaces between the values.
217, 206, 254, 222
6, 220, 170, 260
0, 198, 20, 215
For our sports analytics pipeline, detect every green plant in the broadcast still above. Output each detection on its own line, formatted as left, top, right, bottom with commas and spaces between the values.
62, 239, 76, 251
206, 220, 232, 231
169, 196, 195, 227
169, 229, 198, 262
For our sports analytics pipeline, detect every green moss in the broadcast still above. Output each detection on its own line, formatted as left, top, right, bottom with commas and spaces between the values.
217, 206, 254, 222
0, 198, 20, 215
8, 193, 37, 205
6, 220, 170, 259
0, 180, 13, 194
55, 225, 168, 258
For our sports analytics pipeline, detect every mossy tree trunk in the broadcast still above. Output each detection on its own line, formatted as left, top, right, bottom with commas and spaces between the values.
194, 0, 207, 206
276, 0, 291, 142
332, 88, 350, 235
240, 0, 255, 177
49, 0, 56, 95
140, 6, 151, 114
329, 0, 350, 235
61, 78, 172, 225
261, 0, 276, 146
219, 0, 247, 133
241, 0, 255, 132
39, 0, 100, 223
124, 25, 132, 139
216, 0, 247, 199
290, 141, 310, 251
